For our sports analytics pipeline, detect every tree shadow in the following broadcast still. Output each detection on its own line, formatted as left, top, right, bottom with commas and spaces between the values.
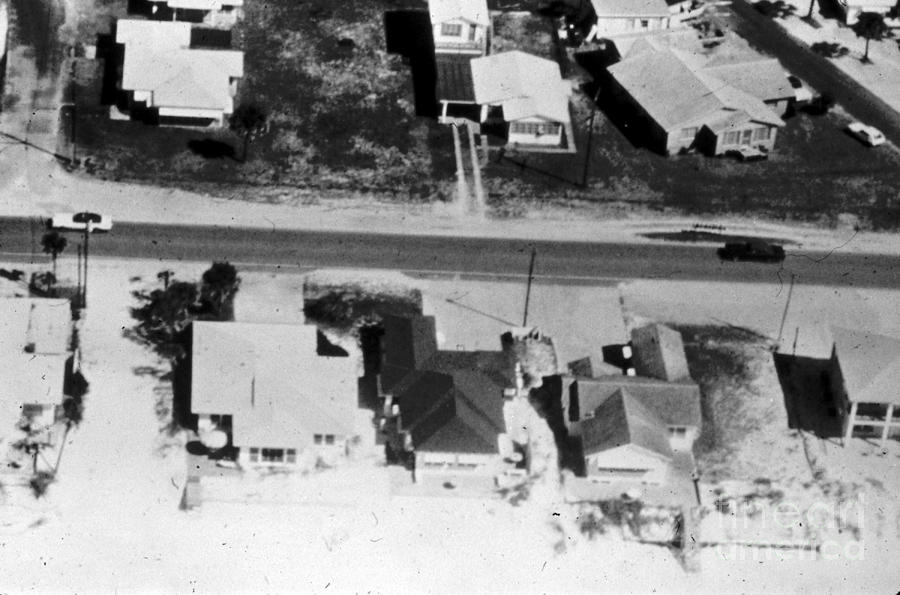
187, 138, 237, 160
754, 0, 798, 18
773, 353, 843, 439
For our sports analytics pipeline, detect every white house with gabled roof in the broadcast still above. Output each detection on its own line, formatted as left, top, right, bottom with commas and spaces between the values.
190, 322, 361, 466
428, 0, 491, 55
115, 19, 244, 126
471, 51, 575, 152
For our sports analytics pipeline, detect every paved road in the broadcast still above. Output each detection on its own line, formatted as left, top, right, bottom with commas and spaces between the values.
728, 0, 900, 146
1, 217, 897, 288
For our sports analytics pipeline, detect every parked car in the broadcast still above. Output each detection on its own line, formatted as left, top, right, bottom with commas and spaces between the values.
49, 212, 113, 232
717, 240, 785, 263
786, 75, 813, 104
725, 145, 768, 162
846, 122, 886, 147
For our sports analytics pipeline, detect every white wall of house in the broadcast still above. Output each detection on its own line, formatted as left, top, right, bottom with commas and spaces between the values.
840, 0, 895, 24
432, 19, 487, 54
667, 425, 698, 451
508, 117, 563, 147
593, 15, 671, 37
713, 123, 778, 154
585, 444, 670, 484
415, 450, 500, 474
235, 437, 348, 467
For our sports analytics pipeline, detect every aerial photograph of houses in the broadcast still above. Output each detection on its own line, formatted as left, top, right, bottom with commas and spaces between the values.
0, 0, 899, 591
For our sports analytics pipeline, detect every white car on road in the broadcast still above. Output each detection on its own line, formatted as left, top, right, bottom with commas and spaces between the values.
49, 212, 113, 232
846, 122, 886, 147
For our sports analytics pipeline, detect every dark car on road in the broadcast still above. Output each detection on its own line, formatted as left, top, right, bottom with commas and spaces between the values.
717, 240, 785, 263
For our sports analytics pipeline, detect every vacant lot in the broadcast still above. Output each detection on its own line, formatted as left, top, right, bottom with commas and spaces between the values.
63, 1, 900, 228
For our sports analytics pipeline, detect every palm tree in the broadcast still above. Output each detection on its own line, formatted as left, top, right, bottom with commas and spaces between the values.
201, 261, 240, 319
851, 12, 891, 62
229, 103, 268, 162
41, 231, 68, 276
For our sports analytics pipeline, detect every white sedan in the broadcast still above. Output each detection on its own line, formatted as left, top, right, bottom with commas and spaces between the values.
847, 122, 886, 147
49, 212, 113, 232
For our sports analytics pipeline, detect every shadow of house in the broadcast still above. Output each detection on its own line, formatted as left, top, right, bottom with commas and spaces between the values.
187, 138, 236, 159
95, 33, 124, 106
773, 352, 843, 439
385, 10, 438, 118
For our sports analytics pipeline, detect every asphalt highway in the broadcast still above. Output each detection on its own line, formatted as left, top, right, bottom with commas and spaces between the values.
1, 217, 897, 288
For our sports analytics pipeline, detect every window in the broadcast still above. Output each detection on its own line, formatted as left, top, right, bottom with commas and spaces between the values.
669, 426, 687, 438
325, 434, 335, 445
510, 122, 561, 137
286, 449, 297, 464
314, 434, 323, 445
249, 447, 259, 462
639, 19, 649, 28
468, 24, 478, 41
261, 448, 285, 463
680, 127, 698, 141
752, 127, 770, 141
441, 23, 462, 37
723, 130, 740, 146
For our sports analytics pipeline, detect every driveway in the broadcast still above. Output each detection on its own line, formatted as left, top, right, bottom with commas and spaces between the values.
726, 0, 900, 145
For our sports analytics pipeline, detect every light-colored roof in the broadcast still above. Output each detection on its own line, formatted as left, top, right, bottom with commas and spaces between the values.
608, 46, 784, 131
703, 59, 794, 103
471, 51, 571, 122
0, 353, 68, 408
116, 19, 192, 49
164, 0, 243, 9
0, 297, 71, 355
117, 20, 243, 112
428, 0, 490, 27
190, 322, 358, 447
591, 0, 670, 17
832, 327, 900, 406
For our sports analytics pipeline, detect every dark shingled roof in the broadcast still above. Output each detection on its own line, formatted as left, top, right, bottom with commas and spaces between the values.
393, 367, 508, 453
380, 314, 438, 392
630, 323, 691, 382
436, 53, 477, 103
580, 388, 673, 459
566, 375, 702, 429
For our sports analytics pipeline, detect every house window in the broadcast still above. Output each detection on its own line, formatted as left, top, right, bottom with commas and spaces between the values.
325, 434, 335, 445
468, 24, 478, 41
741, 128, 753, 145
723, 130, 740, 146
680, 127, 698, 141
640, 19, 650, 28
669, 426, 687, 438
249, 447, 259, 462
510, 122, 561, 137
441, 23, 462, 37
286, 449, 297, 464
752, 127, 770, 141
261, 448, 285, 463
314, 434, 323, 445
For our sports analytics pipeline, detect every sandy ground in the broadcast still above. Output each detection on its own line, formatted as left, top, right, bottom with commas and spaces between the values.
2, 259, 899, 592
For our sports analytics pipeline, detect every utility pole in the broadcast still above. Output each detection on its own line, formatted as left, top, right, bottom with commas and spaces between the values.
581, 88, 602, 187
82, 223, 90, 309
777, 273, 796, 347
522, 246, 537, 327
76, 243, 82, 299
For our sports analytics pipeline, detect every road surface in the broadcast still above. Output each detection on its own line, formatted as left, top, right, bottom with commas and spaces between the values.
728, 0, 900, 146
1, 217, 897, 288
